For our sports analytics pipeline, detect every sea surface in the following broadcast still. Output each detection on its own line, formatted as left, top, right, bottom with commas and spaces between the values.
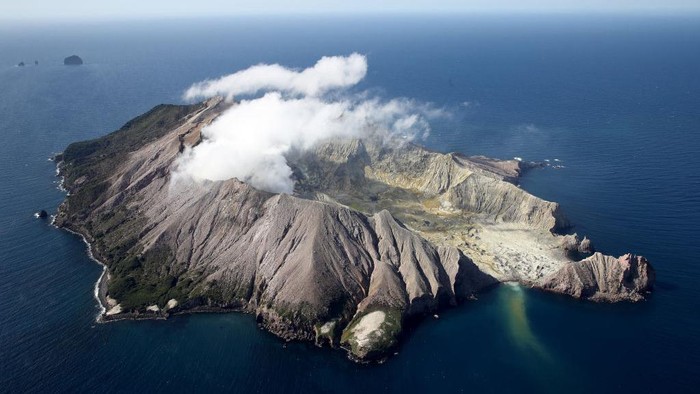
1, 15, 699, 393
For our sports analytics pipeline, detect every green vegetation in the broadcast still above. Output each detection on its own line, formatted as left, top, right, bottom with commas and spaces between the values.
66, 181, 108, 214
268, 300, 318, 322
106, 245, 196, 310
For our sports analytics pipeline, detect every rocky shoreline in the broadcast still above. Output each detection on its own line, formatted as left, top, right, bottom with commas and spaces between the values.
53, 219, 109, 319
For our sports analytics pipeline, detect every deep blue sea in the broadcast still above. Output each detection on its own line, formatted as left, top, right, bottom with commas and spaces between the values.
1, 15, 699, 393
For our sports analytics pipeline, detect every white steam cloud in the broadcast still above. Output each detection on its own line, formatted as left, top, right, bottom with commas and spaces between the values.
174, 54, 438, 194
184, 53, 367, 100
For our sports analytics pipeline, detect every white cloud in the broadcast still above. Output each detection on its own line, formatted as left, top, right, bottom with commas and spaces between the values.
184, 53, 367, 101
174, 54, 438, 194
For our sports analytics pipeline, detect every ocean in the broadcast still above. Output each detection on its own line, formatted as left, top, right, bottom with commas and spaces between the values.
1, 14, 699, 392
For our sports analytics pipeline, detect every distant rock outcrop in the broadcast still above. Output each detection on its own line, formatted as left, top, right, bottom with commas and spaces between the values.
18, 61, 25, 67
64, 55, 83, 66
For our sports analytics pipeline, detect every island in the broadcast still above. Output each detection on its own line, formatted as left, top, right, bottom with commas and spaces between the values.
54, 97, 655, 361
63, 55, 83, 65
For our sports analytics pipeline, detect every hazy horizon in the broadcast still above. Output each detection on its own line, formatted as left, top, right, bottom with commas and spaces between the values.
2, 0, 700, 22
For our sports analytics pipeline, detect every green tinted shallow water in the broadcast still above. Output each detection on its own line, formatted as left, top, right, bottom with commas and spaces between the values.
1, 15, 699, 392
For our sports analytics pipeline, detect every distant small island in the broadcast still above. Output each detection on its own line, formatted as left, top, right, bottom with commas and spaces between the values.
64, 55, 83, 66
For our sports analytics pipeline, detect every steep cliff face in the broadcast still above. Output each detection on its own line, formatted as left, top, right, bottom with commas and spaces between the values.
538, 253, 655, 301
55, 99, 654, 361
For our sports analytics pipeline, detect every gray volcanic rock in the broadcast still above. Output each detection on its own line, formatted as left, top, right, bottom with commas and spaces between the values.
537, 253, 655, 301
54, 98, 654, 361
579, 236, 593, 254
560, 234, 595, 259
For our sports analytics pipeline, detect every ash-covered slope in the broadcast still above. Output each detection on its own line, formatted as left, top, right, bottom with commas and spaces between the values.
55, 99, 654, 361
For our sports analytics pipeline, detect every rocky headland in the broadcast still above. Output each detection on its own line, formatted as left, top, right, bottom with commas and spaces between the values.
54, 97, 655, 361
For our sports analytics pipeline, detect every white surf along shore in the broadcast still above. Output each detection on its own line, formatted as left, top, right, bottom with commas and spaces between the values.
52, 163, 108, 322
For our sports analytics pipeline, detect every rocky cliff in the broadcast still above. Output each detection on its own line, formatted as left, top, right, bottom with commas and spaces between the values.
538, 253, 655, 301
54, 98, 654, 361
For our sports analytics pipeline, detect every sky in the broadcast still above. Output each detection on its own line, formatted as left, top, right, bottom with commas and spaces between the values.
2, 0, 699, 21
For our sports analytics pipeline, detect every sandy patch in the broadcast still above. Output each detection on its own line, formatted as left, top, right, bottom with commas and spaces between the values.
320, 321, 335, 335
351, 311, 386, 347
106, 296, 118, 308
165, 299, 178, 310
106, 304, 122, 316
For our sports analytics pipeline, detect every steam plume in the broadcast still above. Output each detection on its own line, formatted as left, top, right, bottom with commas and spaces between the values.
184, 53, 367, 100
174, 54, 438, 193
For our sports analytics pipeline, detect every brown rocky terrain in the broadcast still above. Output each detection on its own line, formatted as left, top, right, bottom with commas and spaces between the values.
54, 97, 654, 361
538, 253, 655, 301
